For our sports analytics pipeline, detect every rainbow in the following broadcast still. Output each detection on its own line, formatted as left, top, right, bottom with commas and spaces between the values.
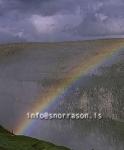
15, 40, 124, 135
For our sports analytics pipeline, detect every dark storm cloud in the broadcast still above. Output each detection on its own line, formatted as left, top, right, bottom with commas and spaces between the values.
1, 0, 76, 16
0, 0, 124, 42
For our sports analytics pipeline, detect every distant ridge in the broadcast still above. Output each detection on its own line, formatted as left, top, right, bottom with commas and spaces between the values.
0, 37, 124, 46
0, 38, 124, 58
0, 37, 124, 45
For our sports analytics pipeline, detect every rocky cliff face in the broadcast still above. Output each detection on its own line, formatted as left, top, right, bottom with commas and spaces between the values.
56, 59, 124, 120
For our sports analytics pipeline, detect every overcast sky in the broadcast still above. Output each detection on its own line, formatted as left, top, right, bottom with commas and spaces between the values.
0, 0, 124, 43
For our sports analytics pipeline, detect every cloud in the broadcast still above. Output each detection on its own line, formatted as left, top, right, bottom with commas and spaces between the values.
95, 13, 108, 22
0, 0, 124, 42
31, 15, 56, 34
30, 8, 82, 34
0, 27, 26, 43
0, 0, 3, 4
106, 18, 124, 34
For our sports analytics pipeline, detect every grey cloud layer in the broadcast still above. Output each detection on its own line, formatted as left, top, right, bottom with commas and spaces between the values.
0, 0, 124, 42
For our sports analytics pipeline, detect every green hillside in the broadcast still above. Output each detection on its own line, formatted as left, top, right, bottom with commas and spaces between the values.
0, 126, 70, 150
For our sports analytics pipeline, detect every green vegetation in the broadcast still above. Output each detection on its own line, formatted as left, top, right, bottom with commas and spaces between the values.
0, 126, 70, 150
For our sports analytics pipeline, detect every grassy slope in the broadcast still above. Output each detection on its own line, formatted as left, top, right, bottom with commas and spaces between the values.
0, 126, 70, 150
